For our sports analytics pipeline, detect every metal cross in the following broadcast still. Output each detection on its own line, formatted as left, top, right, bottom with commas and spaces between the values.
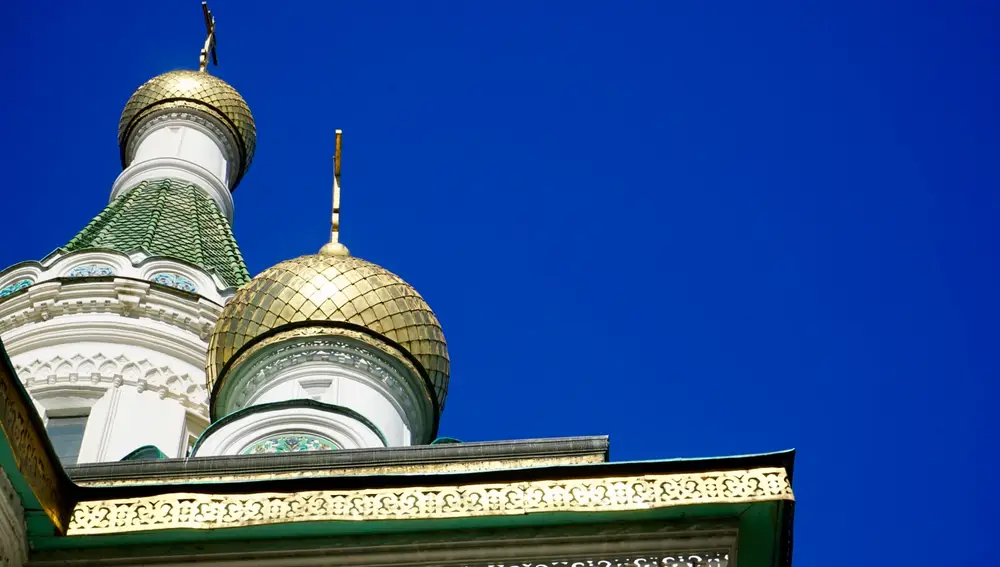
199, 2, 218, 72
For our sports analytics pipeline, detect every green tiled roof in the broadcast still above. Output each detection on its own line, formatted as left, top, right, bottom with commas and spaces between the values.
64, 179, 250, 288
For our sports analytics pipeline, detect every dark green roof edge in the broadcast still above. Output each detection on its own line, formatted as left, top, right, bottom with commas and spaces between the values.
120, 446, 168, 461
63, 179, 250, 287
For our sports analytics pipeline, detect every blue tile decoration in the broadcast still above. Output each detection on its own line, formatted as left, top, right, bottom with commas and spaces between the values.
151, 272, 197, 293
240, 435, 337, 455
0, 279, 32, 298
67, 264, 115, 278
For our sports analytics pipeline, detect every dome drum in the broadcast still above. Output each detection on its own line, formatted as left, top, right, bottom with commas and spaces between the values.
210, 325, 437, 444
192, 401, 389, 456
123, 108, 243, 186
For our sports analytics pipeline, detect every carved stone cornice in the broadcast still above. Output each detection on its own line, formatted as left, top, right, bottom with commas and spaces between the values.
217, 329, 433, 443
15, 352, 207, 413
0, 279, 221, 352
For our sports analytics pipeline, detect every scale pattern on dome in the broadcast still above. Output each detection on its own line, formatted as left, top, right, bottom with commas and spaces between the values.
208, 254, 449, 407
64, 179, 251, 288
118, 70, 256, 187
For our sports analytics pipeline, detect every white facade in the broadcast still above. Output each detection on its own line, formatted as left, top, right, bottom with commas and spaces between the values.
194, 405, 384, 455
114, 111, 238, 220
0, 92, 250, 466
196, 334, 435, 455
0, 252, 226, 463
0, 69, 435, 467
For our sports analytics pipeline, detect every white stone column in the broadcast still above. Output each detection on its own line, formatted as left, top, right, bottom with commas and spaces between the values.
111, 112, 237, 221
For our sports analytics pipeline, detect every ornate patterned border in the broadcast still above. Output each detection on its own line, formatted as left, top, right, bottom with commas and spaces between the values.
16, 352, 208, 413
72, 455, 606, 487
218, 329, 433, 441
0, 348, 68, 532
126, 111, 239, 172
222, 326, 428, 403
68, 467, 792, 535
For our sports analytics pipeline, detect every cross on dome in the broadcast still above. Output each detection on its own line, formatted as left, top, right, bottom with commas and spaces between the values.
199, 2, 218, 72
320, 130, 351, 256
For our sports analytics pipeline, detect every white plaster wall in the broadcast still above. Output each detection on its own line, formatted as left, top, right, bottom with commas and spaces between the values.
193, 406, 384, 456
249, 362, 409, 446
111, 111, 238, 220
132, 122, 228, 183
216, 337, 437, 448
0, 277, 221, 464
82, 388, 187, 462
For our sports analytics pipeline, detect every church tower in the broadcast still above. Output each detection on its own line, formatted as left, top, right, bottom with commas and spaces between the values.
0, 6, 795, 566
0, 3, 252, 464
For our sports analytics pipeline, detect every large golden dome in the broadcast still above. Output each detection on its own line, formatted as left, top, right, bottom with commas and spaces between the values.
118, 70, 256, 189
207, 254, 450, 407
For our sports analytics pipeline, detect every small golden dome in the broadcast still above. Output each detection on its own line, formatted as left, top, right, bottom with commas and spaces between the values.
207, 254, 450, 407
118, 70, 256, 189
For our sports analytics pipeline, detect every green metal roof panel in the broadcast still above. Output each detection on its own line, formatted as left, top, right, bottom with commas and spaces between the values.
63, 179, 250, 288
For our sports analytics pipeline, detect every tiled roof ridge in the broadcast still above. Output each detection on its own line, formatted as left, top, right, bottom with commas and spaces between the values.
62, 179, 251, 288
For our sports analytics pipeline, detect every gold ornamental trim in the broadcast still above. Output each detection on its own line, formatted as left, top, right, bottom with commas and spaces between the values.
0, 353, 68, 531
67, 467, 793, 535
73, 454, 605, 488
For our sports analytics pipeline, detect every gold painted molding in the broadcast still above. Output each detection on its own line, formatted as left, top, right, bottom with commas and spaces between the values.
0, 353, 68, 532
73, 454, 605, 487
68, 467, 793, 535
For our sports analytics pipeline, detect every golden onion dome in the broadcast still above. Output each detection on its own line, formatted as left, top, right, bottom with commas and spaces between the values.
118, 70, 256, 189
207, 254, 450, 407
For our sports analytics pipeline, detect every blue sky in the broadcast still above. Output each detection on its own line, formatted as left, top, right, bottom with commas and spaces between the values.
1, 1, 996, 563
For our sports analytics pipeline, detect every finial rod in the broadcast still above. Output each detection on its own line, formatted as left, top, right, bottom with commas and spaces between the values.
332, 129, 343, 244
320, 130, 350, 256
199, 2, 218, 73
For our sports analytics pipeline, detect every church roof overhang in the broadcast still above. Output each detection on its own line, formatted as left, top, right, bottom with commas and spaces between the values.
1, 338, 795, 567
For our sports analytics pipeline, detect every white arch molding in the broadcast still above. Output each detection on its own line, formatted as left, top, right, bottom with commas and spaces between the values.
216, 336, 435, 447
0, 277, 220, 464
192, 406, 384, 456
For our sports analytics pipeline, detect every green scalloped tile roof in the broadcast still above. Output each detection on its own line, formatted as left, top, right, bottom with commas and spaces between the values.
63, 179, 250, 288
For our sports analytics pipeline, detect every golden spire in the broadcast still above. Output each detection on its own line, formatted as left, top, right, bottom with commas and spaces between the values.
319, 129, 351, 256
199, 2, 218, 73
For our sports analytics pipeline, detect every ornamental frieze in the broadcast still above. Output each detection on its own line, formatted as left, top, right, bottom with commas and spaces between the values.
68, 467, 792, 535
0, 351, 69, 532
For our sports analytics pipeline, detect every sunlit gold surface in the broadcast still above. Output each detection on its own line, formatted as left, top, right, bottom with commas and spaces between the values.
327, 129, 344, 248
118, 70, 256, 188
0, 348, 69, 532
208, 254, 450, 406
67, 467, 793, 535
73, 454, 605, 488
